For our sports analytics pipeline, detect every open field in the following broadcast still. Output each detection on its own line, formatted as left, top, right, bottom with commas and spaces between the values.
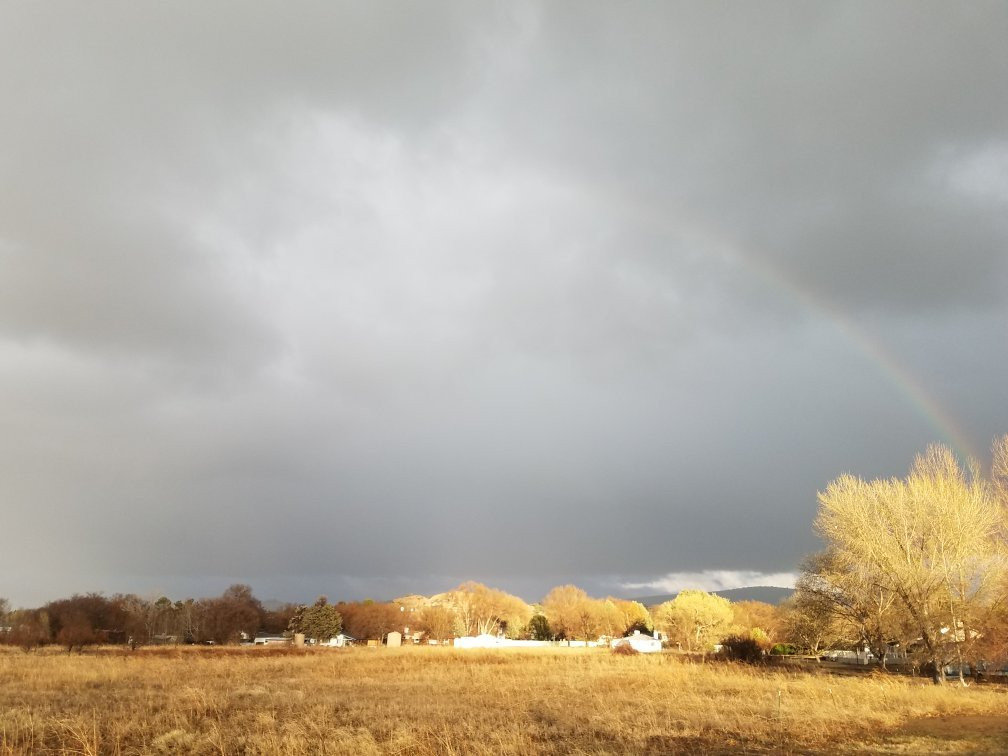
2, 646, 1007, 755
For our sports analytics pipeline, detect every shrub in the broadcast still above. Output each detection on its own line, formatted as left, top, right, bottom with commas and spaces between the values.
770, 643, 797, 656
720, 635, 764, 664
612, 641, 639, 656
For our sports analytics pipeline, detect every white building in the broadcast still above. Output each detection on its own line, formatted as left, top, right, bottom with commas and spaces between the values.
610, 630, 662, 654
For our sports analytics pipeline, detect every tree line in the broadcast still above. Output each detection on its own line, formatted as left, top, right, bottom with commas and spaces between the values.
0, 584, 291, 651
4, 435, 1006, 680
0, 578, 783, 655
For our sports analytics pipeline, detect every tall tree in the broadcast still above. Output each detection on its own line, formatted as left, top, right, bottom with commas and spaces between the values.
262, 603, 300, 635
526, 613, 553, 641
814, 443, 1007, 683
5, 609, 49, 651
779, 590, 843, 654
449, 582, 532, 637
56, 611, 96, 653
289, 596, 342, 643
337, 601, 402, 641
418, 605, 457, 644
114, 594, 156, 648
730, 600, 783, 642
44, 593, 130, 645
792, 550, 908, 665
195, 585, 263, 644
542, 585, 603, 644
653, 590, 733, 653
608, 598, 653, 636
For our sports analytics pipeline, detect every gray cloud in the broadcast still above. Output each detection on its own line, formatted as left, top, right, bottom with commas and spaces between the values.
2, 2, 1007, 607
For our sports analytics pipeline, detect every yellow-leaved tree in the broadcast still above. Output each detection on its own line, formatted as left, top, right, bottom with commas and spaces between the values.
653, 589, 733, 653
812, 442, 1007, 684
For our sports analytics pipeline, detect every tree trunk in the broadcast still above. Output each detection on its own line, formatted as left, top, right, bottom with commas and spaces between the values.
930, 656, 946, 685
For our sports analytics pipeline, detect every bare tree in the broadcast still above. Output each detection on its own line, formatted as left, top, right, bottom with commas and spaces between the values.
779, 590, 843, 654
415, 605, 456, 644
337, 601, 401, 641
194, 585, 264, 644
792, 550, 907, 665
992, 435, 1008, 505
6, 609, 50, 651
449, 582, 531, 638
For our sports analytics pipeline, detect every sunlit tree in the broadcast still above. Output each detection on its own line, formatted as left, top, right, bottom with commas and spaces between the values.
814, 443, 1007, 683
652, 590, 732, 653
450, 582, 532, 637
730, 600, 783, 642
418, 605, 457, 644
542, 585, 603, 644
607, 598, 653, 636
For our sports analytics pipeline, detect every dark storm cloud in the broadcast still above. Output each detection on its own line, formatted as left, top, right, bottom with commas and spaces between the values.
469, 1, 1008, 312
2, 2, 1007, 606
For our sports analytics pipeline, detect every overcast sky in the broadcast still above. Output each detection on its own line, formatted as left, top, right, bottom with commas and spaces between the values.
3, 2, 1007, 608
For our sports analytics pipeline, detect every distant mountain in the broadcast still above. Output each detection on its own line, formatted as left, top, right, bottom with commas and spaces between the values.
628, 585, 794, 607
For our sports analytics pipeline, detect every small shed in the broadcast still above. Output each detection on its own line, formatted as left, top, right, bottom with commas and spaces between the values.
386, 631, 402, 647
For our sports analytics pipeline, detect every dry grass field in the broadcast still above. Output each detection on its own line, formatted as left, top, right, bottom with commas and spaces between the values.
2, 645, 1007, 755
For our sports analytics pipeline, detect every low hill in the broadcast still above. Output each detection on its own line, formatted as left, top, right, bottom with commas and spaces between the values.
629, 585, 793, 607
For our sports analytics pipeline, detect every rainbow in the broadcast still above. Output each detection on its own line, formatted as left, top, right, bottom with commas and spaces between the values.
606, 191, 981, 464
761, 263, 981, 465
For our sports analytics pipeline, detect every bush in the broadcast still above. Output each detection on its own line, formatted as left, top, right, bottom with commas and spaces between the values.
4, 609, 51, 652
527, 614, 552, 641
612, 641, 639, 656
720, 635, 764, 664
770, 643, 797, 656
625, 619, 652, 636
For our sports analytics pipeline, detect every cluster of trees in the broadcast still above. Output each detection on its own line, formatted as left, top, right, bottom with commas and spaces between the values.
0, 585, 297, 651
450, 581, 533, 637
0, 574, 801, 655
539, 586, 652, 642
0, 580, 799, 661
790, 438, 1008, 684
5, 436, 1004, 680
306, 584, 656, 645
0, 581, 690, 651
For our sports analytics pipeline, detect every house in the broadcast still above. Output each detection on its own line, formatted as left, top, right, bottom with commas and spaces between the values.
320, 634, 355, 647
610, 630, 662, 654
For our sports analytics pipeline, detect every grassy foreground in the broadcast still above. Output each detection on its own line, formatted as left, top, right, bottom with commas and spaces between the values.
1, 645, 1006, 755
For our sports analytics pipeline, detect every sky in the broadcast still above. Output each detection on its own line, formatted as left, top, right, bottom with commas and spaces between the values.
2, 2, 1007, 608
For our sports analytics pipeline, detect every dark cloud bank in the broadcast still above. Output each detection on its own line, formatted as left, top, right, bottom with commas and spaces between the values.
2, 2, 1007, 606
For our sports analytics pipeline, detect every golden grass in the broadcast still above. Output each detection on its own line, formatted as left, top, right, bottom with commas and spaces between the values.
1, 645, 1006, 754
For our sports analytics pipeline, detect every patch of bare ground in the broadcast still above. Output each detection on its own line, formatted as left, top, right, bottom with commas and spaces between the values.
862, 714, 1008, 754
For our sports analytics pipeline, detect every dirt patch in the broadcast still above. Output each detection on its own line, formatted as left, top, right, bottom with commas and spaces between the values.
903, 714, 1008, 738
871, 714, 1008, 754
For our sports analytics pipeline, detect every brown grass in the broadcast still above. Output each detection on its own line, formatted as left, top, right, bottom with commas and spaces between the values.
1, 645, 1006, 754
